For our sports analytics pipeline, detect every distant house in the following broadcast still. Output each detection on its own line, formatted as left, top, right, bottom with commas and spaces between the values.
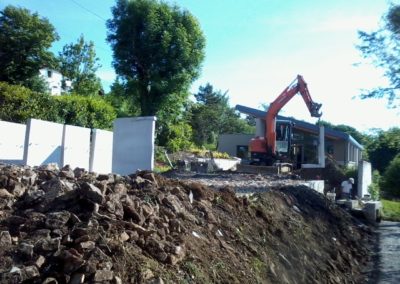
218, 105, 363, 168
39, 68, 72, 95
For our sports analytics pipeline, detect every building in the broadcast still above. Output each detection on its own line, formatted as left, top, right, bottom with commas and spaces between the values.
39, 68, 72, 95
217, 105, 363, 168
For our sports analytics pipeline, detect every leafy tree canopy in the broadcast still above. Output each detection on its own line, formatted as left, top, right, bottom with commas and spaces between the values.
365, 127, 400, 173
106, 0, 206, 116
58, 35, 102, 96
0, 5, 58, 85
189, 83, 254, 147
358, 4, 400, 107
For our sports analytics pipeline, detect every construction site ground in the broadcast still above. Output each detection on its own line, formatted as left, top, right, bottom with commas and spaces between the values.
0, 164, 377, 283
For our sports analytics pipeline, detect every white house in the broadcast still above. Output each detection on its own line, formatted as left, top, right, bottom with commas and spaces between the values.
39, 68, 72, 95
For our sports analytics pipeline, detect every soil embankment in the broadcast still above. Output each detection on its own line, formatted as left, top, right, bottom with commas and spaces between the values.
0, 165, 373, 283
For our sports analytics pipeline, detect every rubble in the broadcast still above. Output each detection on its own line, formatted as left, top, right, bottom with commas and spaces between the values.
0, 163, 373, 283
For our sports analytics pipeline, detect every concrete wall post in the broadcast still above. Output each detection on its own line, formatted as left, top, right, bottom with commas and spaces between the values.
112, 116, 156, 175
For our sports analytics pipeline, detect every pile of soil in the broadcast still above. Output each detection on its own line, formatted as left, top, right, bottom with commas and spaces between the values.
0, 164, 372, 283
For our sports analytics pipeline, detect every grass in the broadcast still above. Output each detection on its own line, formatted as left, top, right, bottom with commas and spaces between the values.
381, 199, 400, 221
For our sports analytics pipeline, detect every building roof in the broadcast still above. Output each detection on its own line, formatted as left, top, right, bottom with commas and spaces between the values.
235, 104, 364, 150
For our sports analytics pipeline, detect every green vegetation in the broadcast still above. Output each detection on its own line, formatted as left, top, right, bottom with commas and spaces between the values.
0, 5, 58, 88
358, 4, 400, 108
0, 82, 116, 129
107, 0, 205, 117
381, 154, 400, 198
58, 35, 102, 96
368, 170, 381, 201
381, 199, 400, 221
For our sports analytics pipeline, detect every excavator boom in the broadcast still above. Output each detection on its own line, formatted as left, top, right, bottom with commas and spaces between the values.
266, 75, 322, 155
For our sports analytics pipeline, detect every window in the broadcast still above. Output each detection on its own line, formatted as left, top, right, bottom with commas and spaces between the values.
47, 70, 52, 78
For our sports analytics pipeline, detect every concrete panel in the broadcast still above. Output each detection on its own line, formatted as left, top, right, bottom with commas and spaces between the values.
23, 119, 63, 167
62, 125, 91, 170
89, 129, 113, 174
358, 161, 372, 198
0, 120, 26, 164
112, 116, 156, 175
217, 134, 254, 157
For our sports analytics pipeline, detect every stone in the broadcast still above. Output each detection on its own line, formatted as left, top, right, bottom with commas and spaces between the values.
45, 211, 71, 229
79, 240, 96, 250
35, 255, 46, 268
18, 242, 34, 259
70, 273, 85, 284
42, 277, 58, 284
0, 188, 13, 198
35, 237, 60, 252
94, 270, 114, 282
62, 249, 85, 274
114, 276, 123, 284
21, 265, 39, 281
78, 182, 104, 204
0, 230, 12, 246
119, 231, 130, 242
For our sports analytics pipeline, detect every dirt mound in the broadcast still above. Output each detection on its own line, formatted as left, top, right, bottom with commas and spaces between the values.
0, 164, 372, 283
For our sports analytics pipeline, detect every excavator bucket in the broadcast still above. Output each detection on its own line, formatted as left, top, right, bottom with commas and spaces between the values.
310, 102, 322, 117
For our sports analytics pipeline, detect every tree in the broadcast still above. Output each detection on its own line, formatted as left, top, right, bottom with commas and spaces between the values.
358, 4, 400, 107
58, 35, 102, 96
382, 153, 400, 197
365, 127, 400, 173
106, 0, 205, 116
189, 84, 254, 147
319, 120, 367, 144
0, 5, 58, 85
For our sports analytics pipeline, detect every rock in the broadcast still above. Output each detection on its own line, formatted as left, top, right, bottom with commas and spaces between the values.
35, 255, 46, 268
35, 237, 60, 252
0, 230, 12, 246
147, 277, 165, 284
114, 276, 123, 284
61, 249, 85, 274
94, 270, 114, 282
0, 188, 13, 198
18, 242, 34, 259
78, 182, 104, 204
119, 231, 130, 242
79, 240, 96, 250
45, 211, 71, 229
42, 277, 58, 284
70, 273, 85, 284
21, 265, 39, 281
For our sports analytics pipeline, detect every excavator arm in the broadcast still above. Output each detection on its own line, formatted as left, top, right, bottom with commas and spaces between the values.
265, 75, 322, 155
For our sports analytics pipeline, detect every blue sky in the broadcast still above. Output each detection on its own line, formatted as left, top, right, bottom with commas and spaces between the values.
1, 0, 400, 132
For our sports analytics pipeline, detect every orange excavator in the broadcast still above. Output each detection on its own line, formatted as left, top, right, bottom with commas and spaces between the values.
250, 75, 322, 165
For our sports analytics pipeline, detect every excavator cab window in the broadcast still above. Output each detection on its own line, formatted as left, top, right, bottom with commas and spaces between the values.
275, 121, 292, 153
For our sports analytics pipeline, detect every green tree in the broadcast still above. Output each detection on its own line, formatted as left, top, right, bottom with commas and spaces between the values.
58, 35, 102, 96
382, 154, 400, 197
0, 5, 58, 86
106, 0, 205, 116
189, 84, 254, 147
358, 4, 400, 107
319, 120, 367, 144
365, 127, 400, 173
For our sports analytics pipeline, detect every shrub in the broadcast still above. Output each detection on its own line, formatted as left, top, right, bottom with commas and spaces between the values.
164, 122, 194, 152
54, 94, 116, 129
368, 170, 381, 200
0, 82, 59, 123
382, 154, 400, 197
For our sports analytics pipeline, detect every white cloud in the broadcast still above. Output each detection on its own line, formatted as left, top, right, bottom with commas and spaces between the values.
97, 69, 116, 82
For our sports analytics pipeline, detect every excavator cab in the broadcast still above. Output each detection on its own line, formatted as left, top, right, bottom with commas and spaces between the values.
250, 120, 293, 165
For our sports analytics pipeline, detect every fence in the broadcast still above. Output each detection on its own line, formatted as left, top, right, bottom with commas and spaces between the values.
0, 117, 156, 175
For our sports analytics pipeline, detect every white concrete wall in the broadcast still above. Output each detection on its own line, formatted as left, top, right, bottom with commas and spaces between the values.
90, 129, 113, 174
62, 125, 91, 170
112, 116, 156, 175
358, 160, 372, 198
23, 119, 64, 167
0, 121, 26, 164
